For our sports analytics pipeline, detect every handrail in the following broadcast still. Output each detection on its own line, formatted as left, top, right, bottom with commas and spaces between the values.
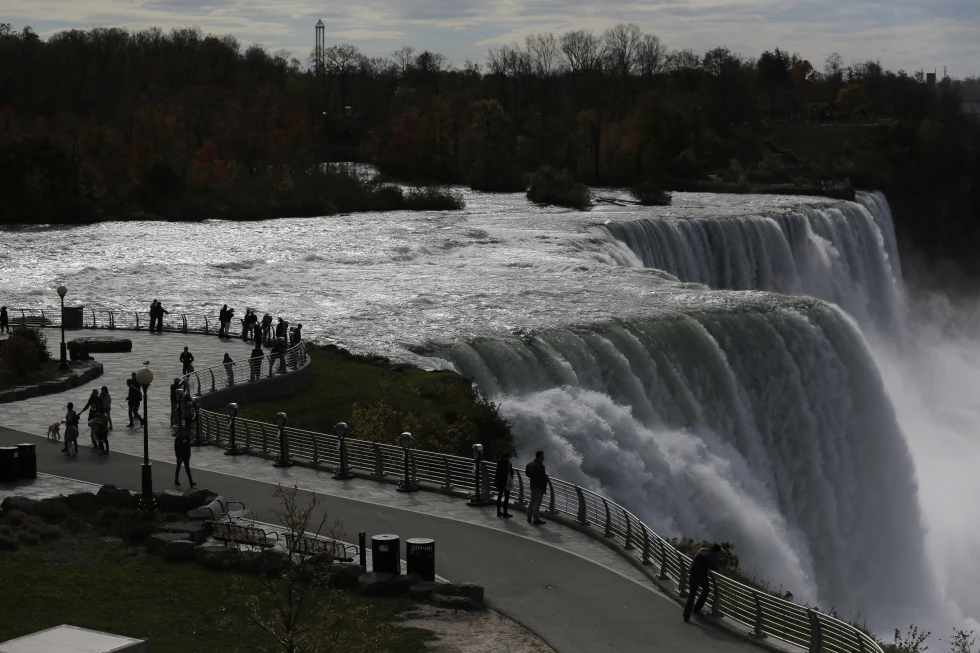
4, 306, 289, 340
179, 340, 309, 398
193, 410, 882, 653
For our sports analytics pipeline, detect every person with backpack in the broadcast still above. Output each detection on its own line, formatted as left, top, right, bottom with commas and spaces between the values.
525, 451, 548, 525
127, 379, 144, 428
495, 451, 515, 518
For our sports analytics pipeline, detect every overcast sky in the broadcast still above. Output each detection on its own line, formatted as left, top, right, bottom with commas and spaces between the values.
5, 0, 979, 76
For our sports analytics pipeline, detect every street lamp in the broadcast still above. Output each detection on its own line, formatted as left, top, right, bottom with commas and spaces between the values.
273, 411, 292, 467
135, 362, 155, 510
467, 443, 490, 507
225, 403, 241, 455
397, 431, 419, 492
56, 285, 68, 370
333, 422, 353, 480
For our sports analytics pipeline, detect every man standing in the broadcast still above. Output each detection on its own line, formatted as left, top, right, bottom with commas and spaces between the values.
249, 342, 264, 382
683, 544, 728, 623
495, 451, 514, 518
525, 451, 548, 525
218, 304, 229, 338
126, 379, 144, 428
0, 306, 8, 334
155, 300, 169, 332
148, 300, 157, 332
179, 346, 194, 374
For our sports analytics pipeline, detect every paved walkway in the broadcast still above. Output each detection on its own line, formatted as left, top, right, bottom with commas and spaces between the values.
0, 330, 765, 653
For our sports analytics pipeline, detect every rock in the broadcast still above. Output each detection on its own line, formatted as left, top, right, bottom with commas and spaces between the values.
1, 496, 39, 514
162, 539, 196, 562
154, 521, 209, 544
430, 594, 484, 611
97, 485, 136, 508
64, 492, 99, 513
356, 572, 423, 597
185, 488, 218, 509
145, 532, 191, 555
195, 546, 243, 570
67, 337, 133, 361
156, 490, 194, 513
328, 562, 366, 591
408, 581, 440, 601
185, 507, 211, 521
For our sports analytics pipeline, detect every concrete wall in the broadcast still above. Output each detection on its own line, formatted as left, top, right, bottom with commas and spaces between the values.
194, 360, 313, 409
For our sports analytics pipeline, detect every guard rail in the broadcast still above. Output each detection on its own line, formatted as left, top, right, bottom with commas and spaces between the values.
179, 341, 308, 398
194, 410, 882, 653
4, 307, 280, 339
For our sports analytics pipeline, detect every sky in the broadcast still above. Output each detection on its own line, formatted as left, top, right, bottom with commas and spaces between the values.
4, 0, 980, 76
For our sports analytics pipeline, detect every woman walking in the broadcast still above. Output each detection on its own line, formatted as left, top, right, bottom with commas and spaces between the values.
173, 426, 195, 486
99, 386, 113, 431
79, 390, 101, 448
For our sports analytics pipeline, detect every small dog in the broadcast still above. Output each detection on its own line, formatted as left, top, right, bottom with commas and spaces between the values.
46, 423, 61, 441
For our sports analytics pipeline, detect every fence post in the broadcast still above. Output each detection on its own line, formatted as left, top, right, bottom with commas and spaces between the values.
710, 574, 724, 617
244, 421, 252, 451
209, 369, 216, 392
642, 528, 652, 565
109, 311, 115, 329
752, 592, 767, 639
268, 355, 274, 378
623, 508, 634, 550
182, 315, 188, 333
856, 629, 867, 653
372, 443, 384, 476
807, 610, 820, 653
262, 424, 268, 454
480, 460, 492, 499
546, 479, 558, 514
677, 551, 688, 596
204, 317, 209, 335
442, 456, 454, 491
359, 532, 367, 569
574, 486, 589, 525
658, 539, 668, 580
312, 433, 319, 465
515, 471, 526, 507
135, 312, 140, 330
601, 498, 612, 537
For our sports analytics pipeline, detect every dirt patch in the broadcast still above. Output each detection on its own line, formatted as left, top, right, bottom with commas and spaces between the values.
399, 604, 557, 653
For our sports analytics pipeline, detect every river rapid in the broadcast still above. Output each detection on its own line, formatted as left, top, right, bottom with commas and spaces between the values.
2, 189, 978, 633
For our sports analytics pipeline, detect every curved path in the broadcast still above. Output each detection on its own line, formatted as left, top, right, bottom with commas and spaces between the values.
0, 331, 763, 653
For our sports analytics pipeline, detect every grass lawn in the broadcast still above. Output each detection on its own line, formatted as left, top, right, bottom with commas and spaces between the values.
0, 361, 63, 392
237, 346, 512, 456
0, 531, 433, 652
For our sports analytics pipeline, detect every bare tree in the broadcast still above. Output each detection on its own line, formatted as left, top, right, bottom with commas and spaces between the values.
323, 44, 367, 109
637, 33, 667, 83
603, 23, 643, 77
525, 33, 560, 77
392, 45, 415, 76
559, 29, 604, 75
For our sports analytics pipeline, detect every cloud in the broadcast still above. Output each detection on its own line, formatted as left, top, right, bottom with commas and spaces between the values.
4, 0, 979, 74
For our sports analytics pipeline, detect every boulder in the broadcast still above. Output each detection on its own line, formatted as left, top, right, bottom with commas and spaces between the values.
1, 496, 39, 514
195, 546, 243, 570
430, 594, 484, 611
145, 532, 191, 555
328, 563, 366, 591
67, 337, 132, 361
431, 582, 484, 603
185, 507, 211, 521
97, 485, 136, 508
156, 490, 195, 513
408, 581, 440, 601
64, 492, 99, 513
155, 521, 209, 544
356, 572, 423, 597
185, 488, 218, 509
162, 539, 196, 562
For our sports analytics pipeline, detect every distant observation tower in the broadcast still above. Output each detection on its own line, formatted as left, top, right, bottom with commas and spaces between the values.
314, 19, 325, 76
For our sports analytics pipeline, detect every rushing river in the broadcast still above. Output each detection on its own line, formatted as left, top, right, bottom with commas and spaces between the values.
2, 189, 978, 632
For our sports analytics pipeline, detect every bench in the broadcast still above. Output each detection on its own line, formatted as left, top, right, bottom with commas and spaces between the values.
202, 496, 251, 522
285, 533, 358, 562
209, 521, 280, 549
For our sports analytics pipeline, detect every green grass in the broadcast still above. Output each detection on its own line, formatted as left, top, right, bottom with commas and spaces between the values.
237, 346, 512, 457
0, 361, 62, 391
0, 530, 433, 653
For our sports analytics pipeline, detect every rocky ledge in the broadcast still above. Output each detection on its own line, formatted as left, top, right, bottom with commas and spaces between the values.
0, 361, 103, 405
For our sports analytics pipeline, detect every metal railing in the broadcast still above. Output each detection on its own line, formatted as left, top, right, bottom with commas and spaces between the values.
4, 307, 285, 339
179, 341, 309, 398
195, 410, 882, 653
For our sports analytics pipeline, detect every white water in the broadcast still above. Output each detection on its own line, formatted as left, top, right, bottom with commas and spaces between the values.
0, 189, 974, 631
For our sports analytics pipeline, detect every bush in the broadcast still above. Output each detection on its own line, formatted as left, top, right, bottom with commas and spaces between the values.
630, 182, 672, 206
0, 335, 40, 375
402, 186, 465, 211
35, 498, 69, 523
11, 325, 50, 362
526, 166, 592, 210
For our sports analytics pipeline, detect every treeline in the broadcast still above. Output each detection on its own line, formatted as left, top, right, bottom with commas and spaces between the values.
1, 22, 978, 271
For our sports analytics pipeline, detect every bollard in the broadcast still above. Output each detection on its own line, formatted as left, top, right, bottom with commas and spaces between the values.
225, 403, 241, 455
396, 433, 418, 492
333, 422, 353, 479
359, 532, 367, 569
467, 444, 489, 506
273, 412, 292, 467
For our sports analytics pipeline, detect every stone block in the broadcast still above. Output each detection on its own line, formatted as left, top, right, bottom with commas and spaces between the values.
64, 492, 99, 513
156, 490, 194, 513
154, 521, 209, 544
185, 488, 218, 509
97, 485, 136, 508
162, 539, 196, 562
408, 581, 440, 601
327, 562, 366, 591
1, 496, 39, 514
430, 594, 484, 610
145, 532, 191, 555
356, 572, 422, 597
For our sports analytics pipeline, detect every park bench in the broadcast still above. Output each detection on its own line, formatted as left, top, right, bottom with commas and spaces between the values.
199, 496, 251, 522
209, 521, 280, 549
284, 533, 358, 562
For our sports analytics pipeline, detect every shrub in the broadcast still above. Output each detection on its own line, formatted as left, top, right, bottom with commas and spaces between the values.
403, 186, 465, 211
35, 498, 69, 523
11, 325, 50, 362
4, 509, 26, 526
526, 166, 592, 210
630, 182, 672, 206
0, 335, 40, 375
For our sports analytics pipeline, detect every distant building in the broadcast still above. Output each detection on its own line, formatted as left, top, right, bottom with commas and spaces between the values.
927, 72, 937, 89
962, 103, 980, 124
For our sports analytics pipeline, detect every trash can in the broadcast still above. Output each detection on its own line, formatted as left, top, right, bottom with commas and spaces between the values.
63, 306, 85, 329
15, 443, 36, 480
406, 538, 435, 581
0, 447, 18, 483
371, 534, 400, 575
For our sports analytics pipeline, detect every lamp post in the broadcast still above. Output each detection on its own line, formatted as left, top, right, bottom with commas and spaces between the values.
397, 431, 419, 492
225, 403, 241, 455
135, 362, 155, 510
467, 443, 490, 507
273, 412, 292, 467
333, 422, 354, 480
56, 285, 68, 370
